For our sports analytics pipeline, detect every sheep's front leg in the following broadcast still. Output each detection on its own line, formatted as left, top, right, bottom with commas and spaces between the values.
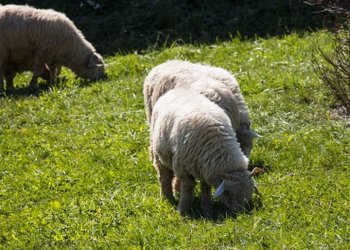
29, 53, 46, 89
200, 181, 214, 217
154, 156, 174, 201
47, 64, 61, 86
29, 70, 41, 89
178, 175, 195, 216
40, 64, 52, 84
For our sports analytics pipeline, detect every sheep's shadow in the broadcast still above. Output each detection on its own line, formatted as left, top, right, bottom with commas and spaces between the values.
0, 85, 49, 98
0, 76, 106, 99
165, 163, 267, 222
169, 193, 264, 222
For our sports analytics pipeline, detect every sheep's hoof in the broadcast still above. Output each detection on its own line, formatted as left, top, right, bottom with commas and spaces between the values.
6, 87, 15, 93
178, 206, 191, 217
201, 210, 214, 219
164, 196, 177, 205
179, 210, 190, 217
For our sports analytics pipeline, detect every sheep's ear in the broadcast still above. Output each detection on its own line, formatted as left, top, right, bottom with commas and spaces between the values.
250, 167, 264, 177
213, 181, 225, 198
200, 89, 221, 103
88, 54, 104, 68
250, 131, 261, 138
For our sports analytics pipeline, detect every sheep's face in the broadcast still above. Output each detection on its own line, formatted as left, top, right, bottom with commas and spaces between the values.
215, 170, 255, 213
236, 122, 260, 158
82, 53, 105, 80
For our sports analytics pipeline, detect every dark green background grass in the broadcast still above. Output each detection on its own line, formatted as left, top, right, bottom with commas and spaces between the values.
1, 0, 333, 54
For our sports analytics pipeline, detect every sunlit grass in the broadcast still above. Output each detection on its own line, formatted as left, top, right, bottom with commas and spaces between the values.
0, 32, 349, 249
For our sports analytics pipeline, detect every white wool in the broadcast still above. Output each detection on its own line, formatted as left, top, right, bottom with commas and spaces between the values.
151, 88, 253, 215
144, 60, 257, 157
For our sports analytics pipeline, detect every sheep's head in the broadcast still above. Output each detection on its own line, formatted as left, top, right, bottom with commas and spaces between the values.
236, 122, 260, 158
82, 52, 105, 80
213, 169, 256, 213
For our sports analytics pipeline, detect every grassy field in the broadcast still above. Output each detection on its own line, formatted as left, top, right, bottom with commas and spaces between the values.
0, 32, 349, 249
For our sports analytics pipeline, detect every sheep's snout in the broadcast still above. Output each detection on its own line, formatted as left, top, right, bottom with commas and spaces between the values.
85, 53, 105, 80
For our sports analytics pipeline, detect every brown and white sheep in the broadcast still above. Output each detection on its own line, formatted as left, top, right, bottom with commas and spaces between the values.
0, 5, 104, 91
143, 60, 259, 158
151, 87, 258, 216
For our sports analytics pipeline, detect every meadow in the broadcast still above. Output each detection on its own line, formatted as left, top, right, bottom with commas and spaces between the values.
0, 31, 349, 249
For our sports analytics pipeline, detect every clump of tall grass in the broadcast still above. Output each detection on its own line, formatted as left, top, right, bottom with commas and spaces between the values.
309, 0, 350, 114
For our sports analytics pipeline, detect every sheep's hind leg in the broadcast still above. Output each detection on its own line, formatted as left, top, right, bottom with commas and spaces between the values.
178, 175, 195, 216
0, 75, 4, 92
0, 65, 4, 92
154, 157, 174, 202
4, 69, 16, 92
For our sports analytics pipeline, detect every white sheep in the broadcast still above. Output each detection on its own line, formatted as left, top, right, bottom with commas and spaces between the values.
0, 5, 104, 91
148, 77, 240, 171
143, 60, 259, 157
151, 87, 258, 216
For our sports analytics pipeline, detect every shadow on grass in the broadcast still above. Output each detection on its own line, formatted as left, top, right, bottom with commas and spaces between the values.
177, 166, 267, 221
0, 77, 103, 99
169, 193, 264, 222
0, 85, 50, 98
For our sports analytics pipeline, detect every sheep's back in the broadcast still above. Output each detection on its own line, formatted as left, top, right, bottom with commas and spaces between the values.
190, 78, 240, 131
166, 60, 250, 123
0, 5, 88, 55
144, 60, 250, 125
152, 89, 246, 181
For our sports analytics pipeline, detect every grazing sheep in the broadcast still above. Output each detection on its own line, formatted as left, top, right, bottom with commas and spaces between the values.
151, 87, 258, 216
166, 78, 240, 196
148, 77, 240, 167
143, 60, 259, 157
0, 4, 104, 91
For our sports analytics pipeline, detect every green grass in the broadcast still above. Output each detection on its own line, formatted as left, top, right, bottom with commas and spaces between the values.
1, 32, 349, 249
